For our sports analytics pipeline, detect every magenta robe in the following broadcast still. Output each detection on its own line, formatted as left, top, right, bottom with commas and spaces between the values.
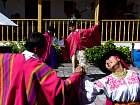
80, 24, 100, 48
66, 24, 100, 57
0, 53, 81, 105
41, 32, 58, 68
40, 32, 53, 62
66, 29, 81, 57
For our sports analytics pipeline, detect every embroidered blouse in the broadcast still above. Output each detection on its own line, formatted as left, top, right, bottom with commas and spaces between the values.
81, 70, 140, 104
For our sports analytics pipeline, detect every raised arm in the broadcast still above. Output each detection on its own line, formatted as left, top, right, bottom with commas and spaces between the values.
23, 60, 85, 105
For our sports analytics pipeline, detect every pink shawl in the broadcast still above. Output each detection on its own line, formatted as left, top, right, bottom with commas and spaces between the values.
40, 32, 53, 62
80, 24, 100, 48
66, 24, 100, 57
0, 53, 81, 105
0, 53, 26, 105
66, 29, 81, 57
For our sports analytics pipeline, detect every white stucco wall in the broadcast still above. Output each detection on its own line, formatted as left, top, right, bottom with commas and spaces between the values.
135, 0, 140, 18
51, 0, 66, 18
126, 0, 140, 18
0, 0, 140, 19
0, 0, 25, 18
75, 0, 94, 19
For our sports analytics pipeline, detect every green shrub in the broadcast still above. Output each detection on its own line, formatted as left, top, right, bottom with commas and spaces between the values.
85, 40, 131, 67
7, 40, 131, 67
53, 44, 62, 62
8, 41, 61, 56
9, 41, 25, 53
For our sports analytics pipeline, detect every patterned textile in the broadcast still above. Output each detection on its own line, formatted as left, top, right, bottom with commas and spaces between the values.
114, 102, 140, 105
0, 53, 81, 105
80, 70, 140, 104
0, 53, 25, 105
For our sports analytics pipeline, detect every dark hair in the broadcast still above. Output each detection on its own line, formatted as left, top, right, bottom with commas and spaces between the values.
47, 26, 55, 34
69, 20, 76, 27
25, 32, 46, 52
98, 50, 128, 75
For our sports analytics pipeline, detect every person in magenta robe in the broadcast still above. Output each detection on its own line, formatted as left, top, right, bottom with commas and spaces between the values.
66, 21, 100, 72
0, 32, 85, 105
40, 26, 59, 68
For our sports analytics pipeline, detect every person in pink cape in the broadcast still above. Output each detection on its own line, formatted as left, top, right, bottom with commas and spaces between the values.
66, 20, 100, 72
0, 32, 85, 105
41, 26, 59, 68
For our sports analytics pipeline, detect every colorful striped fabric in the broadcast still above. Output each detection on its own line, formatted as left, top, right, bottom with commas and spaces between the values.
0, 53, 81, 105
0, 53, 25, 105
114, 102, 140, 105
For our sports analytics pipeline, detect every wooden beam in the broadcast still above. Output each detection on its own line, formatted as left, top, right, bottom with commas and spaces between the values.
38, 0, 42, 32
95, 0, 99, 23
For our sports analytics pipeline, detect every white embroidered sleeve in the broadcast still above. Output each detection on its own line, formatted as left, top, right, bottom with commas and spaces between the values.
79, 76, 104, 104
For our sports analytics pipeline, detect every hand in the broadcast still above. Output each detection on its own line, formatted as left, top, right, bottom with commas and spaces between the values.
75, 65, 86, 75
81, 37, 86, 39
95, 22, 100, 25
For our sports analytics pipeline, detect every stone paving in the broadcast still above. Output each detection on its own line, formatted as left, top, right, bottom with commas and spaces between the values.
55, 63, 105, 77
54, 63, 106, 105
